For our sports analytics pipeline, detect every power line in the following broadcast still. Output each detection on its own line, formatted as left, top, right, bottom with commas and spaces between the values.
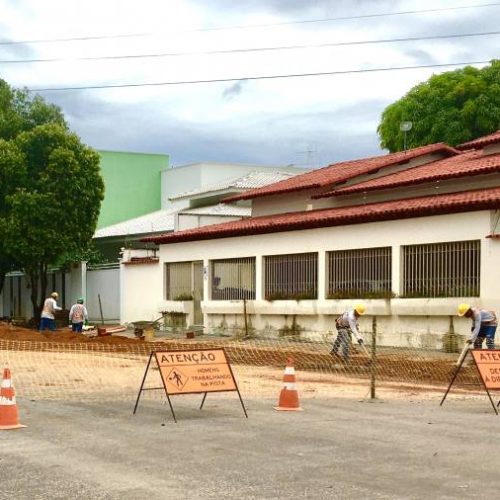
1, 2, 499, 46
27, 60, 491, 92
2, 30, 499, 64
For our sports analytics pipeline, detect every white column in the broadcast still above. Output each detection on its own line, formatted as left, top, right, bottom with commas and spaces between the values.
119, 260, 126, 324
81, 261, 87, 304
318, 250, 326, 300
203, 259, 210, 300
255, 255, 263, 300
392, 245, 401, 296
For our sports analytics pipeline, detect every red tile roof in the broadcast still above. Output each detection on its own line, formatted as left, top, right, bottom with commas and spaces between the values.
457, 130, 500, 150
145, 187, 500, 245
318, 150, 500, 197
223, 143, 458, 202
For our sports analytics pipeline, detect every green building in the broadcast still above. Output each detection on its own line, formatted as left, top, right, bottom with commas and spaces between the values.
97, 150, 169, 229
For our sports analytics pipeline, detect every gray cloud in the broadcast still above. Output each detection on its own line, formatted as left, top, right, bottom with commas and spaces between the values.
42, 88, 383, 169
402, 48, 437, 66
221, 80, 247, 100
4, 0, 497, 175
0, 22, 37, 61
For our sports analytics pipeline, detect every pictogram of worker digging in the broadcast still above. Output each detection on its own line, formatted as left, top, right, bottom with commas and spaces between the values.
167, 368, 189, 390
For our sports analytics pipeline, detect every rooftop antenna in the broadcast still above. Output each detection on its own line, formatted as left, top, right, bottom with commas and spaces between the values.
296, 144, 317, 168
400, 121, 413, 151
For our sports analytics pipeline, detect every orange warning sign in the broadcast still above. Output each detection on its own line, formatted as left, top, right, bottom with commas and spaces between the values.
471, 350, 500, 389
154, 349, 237, 395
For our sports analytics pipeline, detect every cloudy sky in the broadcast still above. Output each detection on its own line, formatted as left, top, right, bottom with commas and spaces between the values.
0, 0, 498, 168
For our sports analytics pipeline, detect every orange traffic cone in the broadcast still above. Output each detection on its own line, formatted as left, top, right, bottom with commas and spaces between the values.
0, 368, 26, 430
274, 357, 302, 411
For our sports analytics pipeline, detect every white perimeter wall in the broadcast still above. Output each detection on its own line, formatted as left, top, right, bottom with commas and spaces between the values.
120, 210, 500, 347
120, 254, 163, 324
86, 267, 120, 322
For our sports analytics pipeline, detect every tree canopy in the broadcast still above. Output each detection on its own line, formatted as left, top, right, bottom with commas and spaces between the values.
0, 79, 67, 140
377, 60, 500, 152
0, 79, 104, 318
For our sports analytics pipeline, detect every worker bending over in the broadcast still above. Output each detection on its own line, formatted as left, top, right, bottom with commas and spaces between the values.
330, 303, 365, 361
457, 303, 497, 349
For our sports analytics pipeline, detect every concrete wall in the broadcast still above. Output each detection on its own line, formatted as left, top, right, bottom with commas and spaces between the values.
86, 266, 120, 322
0, 273, 31, 318
119, 249, 163, 324
0, 263, 119, 323
120, 209, 500, 348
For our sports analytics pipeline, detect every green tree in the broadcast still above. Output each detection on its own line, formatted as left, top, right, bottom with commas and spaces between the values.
0, 121, 104, 320
377, 60, 500, 152
0, 139, 25, 298
0, 79, 68, 300
0, 79, 66, 140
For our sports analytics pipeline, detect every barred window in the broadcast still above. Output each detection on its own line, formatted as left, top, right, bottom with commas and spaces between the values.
327, 247, 392, 299
211, 257, 256, 300
165, 262, 194, 300
264, 253, 317, 300
402, 240, 480, 297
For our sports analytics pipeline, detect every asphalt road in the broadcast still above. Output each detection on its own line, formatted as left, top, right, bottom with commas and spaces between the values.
0, 395, 498, 499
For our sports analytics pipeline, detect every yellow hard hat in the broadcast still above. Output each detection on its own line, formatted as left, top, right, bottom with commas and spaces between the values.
457, 303, 471, 316
354, 303, 366, 315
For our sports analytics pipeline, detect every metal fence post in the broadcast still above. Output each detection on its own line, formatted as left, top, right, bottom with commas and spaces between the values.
370, 316, 377, 399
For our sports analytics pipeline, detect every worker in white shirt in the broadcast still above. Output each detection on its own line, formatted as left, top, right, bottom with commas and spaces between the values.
69, 298, 88, 333
457, 303, 497, 349
39, 292, 62, 332
330, 303, 366, 361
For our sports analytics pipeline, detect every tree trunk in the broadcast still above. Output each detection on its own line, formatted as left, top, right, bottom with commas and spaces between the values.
40, 261, 48, 310
28, 262, 49, 327
28, 269, 40, 325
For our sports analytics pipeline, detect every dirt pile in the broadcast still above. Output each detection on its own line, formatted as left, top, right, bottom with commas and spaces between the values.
0, 322, 141, 345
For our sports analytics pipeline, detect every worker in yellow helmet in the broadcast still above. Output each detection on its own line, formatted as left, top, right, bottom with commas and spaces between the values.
330, 303, 365, 361
457, 303, 497, 349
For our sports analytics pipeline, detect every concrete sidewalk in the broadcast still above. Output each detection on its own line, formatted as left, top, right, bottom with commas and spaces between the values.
0, 396, 498, 499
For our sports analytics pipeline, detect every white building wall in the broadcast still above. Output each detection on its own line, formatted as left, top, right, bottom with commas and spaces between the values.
112, 209, 499, 347
119, 251, 163, 324
176, 214, 242, 231
162, 163, 307, 210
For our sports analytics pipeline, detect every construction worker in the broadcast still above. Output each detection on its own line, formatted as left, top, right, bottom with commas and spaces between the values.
457, 303, 498, 349
39, 292, 62, 332
330, 303, 366, 361
69, 298, 88, 333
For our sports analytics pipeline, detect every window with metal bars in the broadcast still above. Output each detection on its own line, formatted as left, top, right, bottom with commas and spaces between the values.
264, 253, 317, 300
165, 262, 194, 300
327, 247, 393, 299
402, 240, 480, 297
211, 257, 256, 300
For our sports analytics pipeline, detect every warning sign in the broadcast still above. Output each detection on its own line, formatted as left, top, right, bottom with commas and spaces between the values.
133, 348, 247, 422
155, 349, 237, 395
471, 350, 500, 389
